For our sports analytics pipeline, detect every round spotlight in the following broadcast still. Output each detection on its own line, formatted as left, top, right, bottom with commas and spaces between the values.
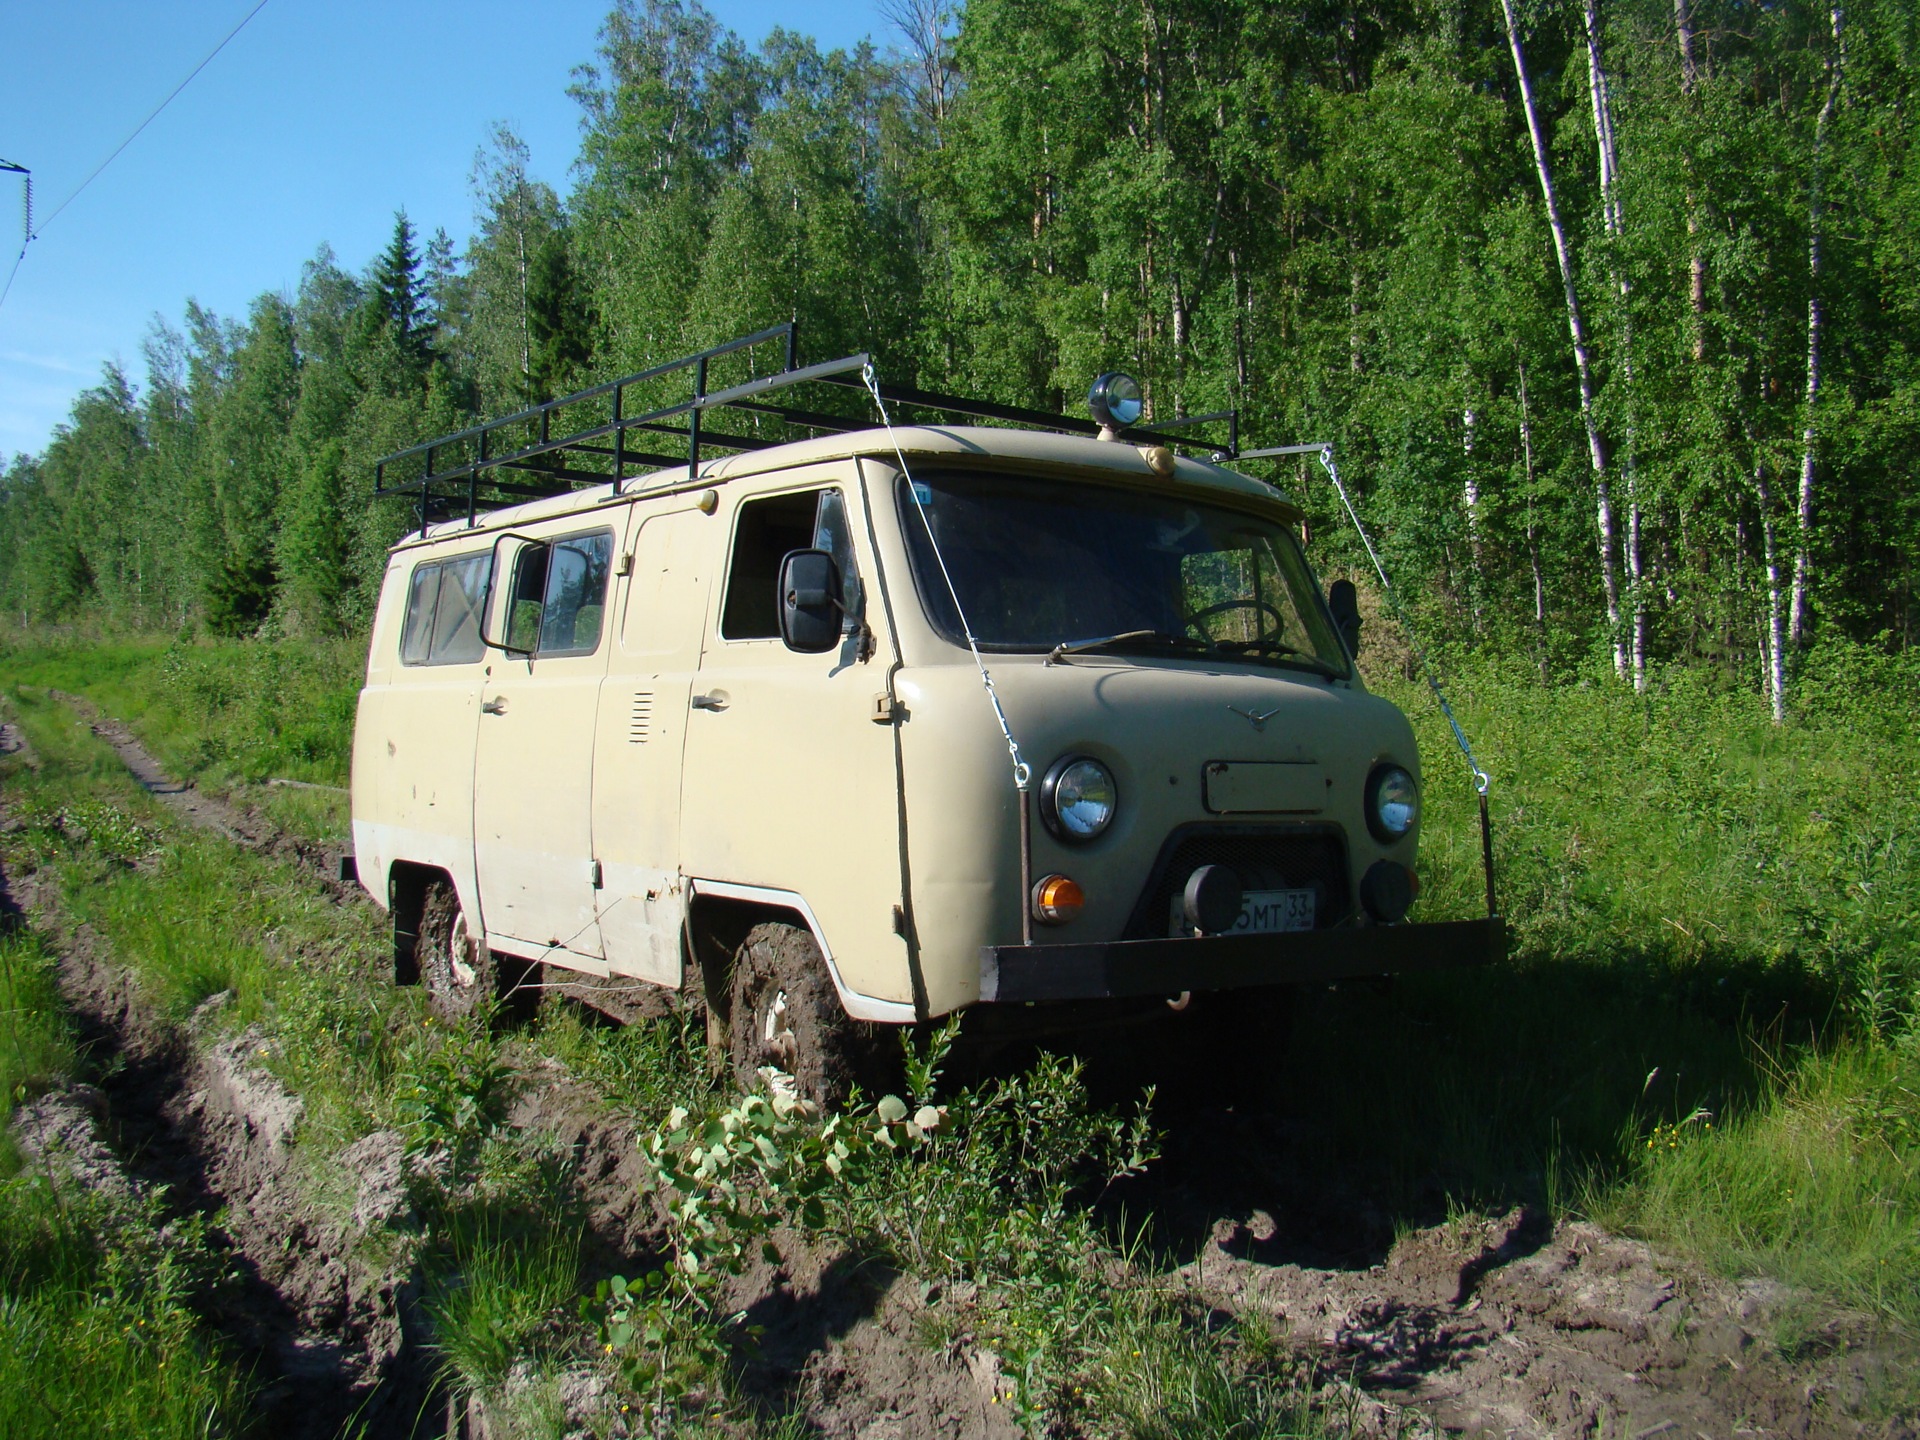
1088, 372, 1144, 431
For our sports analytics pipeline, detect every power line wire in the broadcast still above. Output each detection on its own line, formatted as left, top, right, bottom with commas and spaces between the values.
0, 0, 273, 315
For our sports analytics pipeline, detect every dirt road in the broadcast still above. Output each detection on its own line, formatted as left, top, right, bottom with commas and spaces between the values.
7, 696, 1910, 1438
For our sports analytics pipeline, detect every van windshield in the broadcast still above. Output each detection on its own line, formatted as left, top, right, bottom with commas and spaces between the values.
896, 471, 1350, 678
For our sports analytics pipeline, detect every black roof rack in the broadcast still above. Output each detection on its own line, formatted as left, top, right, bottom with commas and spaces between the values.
374, 321, 1239, 532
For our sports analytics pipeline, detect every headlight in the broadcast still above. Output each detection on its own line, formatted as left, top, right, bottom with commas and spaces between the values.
1087, 372, 1144, 429
1365, 764, 1418, 843
1041, 756, 1117, 842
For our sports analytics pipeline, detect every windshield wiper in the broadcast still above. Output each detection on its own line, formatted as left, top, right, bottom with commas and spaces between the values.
1214, 637, 1347, 679
1045, 630, 1212, 665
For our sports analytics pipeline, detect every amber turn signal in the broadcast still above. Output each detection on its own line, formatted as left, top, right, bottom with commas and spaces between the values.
1030, 874, 1085, 925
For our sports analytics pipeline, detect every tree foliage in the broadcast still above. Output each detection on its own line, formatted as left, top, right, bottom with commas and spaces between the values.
1, 0, 1913, 701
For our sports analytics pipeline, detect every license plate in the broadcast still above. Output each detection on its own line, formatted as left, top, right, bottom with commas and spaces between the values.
1171, 888, 1315, 936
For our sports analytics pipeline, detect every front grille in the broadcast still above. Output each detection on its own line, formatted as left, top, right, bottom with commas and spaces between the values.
1123, 824, 1351, 939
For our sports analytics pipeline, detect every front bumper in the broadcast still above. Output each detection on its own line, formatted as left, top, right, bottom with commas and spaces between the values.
978, 915, 1503, 1003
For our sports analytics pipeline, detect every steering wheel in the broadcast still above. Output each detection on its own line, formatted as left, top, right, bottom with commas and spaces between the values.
1185, 598, 1287, 641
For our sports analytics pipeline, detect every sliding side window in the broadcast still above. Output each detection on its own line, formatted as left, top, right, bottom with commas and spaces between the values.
504, 530, 615, 657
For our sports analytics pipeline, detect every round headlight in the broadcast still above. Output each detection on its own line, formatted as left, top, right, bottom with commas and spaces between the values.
1365, 764, 1418, 843
1088, 372, 1144, 430
1041, 756, 1117, 842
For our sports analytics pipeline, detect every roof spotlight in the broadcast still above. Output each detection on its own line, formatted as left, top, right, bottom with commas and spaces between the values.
1088, 372, 1144, 438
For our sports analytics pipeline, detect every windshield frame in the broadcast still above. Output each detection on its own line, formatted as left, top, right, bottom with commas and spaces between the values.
893, 468, 1352, 681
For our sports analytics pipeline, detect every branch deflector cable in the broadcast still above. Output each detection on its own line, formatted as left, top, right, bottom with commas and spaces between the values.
1312, 444, 1491, 797
860, 362, 1031, 795
34, 0, 274, 238
0, 1, 271, 317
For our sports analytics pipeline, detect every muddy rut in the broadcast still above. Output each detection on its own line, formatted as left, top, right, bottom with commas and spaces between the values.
8, 697, 1913, 1438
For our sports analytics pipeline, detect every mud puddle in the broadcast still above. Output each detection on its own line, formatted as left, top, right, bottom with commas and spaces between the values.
38, 690, 1919, 1438
1125, 1101, 1915, 1438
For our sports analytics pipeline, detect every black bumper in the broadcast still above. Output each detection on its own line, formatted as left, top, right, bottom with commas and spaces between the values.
978, 916, 1503, 1004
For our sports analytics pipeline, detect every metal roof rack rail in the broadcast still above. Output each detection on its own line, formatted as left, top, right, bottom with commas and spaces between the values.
374, 321, 1238, 532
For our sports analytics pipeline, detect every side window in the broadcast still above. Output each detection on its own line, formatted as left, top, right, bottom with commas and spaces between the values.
721, 488, 862, 640
813, 489, 864, 627
539, 532, 613, 655
400, 553, 494, 666
506, 545, 550, 653
429, 554, 490, 663
506, 530, 614, 657
400, 564, 437, 665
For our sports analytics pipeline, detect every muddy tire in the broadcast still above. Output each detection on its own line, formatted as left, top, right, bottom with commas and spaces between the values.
727, 921, 864, 1109
415, 878, 536, 1025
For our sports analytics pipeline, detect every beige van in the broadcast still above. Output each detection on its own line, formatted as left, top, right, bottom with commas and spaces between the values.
353, 328, 1499, 1102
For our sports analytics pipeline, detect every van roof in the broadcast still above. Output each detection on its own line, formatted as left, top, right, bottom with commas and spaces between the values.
403, 424, 1302, 548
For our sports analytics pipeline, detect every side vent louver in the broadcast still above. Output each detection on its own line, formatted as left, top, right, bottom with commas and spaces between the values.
629, 692, 653, 743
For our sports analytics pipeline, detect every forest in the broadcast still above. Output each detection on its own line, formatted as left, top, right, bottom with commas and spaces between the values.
3, 3, 1920, 1431
3, 0, 1915, 719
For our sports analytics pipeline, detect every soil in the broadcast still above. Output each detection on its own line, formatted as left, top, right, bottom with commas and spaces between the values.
1, 852, 442, 1437
7, 695, 1916, 1439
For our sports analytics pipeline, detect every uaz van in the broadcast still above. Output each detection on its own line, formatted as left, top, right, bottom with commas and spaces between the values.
351, 326, 1498, 1103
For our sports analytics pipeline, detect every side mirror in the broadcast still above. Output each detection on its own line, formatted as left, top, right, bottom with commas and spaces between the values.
1327, 579, 1361, 661
779, 549, 843, 654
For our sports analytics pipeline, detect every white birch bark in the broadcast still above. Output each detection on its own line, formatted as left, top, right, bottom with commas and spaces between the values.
1752, 455, 1787, 724
1792, 4, 1843, 650
1675, 0, 1708, 362
1502, 0, 1626, 679
1584, 0, 1647, 691
1463, 405, 1484, 629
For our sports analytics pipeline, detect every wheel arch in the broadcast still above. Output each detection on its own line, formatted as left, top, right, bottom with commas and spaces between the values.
386, 860, 485, 988
686, 880, 917, 1025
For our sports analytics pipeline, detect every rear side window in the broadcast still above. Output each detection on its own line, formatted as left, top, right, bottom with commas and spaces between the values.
399, 553, 492, 666
505, 529, 614, 657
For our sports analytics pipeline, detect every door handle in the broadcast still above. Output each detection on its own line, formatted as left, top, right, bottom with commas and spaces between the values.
690, 693, 729, 712
481, 696, 508, 716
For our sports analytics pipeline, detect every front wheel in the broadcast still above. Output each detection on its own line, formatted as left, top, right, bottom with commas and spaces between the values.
727, 921, 873, 1109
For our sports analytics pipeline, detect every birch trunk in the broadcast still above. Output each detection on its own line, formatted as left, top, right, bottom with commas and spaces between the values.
1518, 361, 1550, 677
1463, 405, 1484, 630
1675, 0, 1708, 362
1584, 0, 1647, 691
1752, 456, 1787, 724
1792, 4, 1843, 650
1502, 0, 1626, 680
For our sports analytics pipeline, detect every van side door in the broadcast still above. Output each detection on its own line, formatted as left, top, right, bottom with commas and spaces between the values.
591, 500, 717, 982
472, 523, 617, 962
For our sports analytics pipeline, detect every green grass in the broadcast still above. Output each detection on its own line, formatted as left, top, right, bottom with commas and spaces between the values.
1365, 640, 1920, 1331
0, 1178, 255, 1439
0, 632, 363, 793
7, 630, 1920, 1426
0, 700, 255, 1435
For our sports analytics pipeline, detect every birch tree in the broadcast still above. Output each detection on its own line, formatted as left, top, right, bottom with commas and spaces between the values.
1791, 4, 1843, 652
1582, 0, 1646, 690
1501, 0, 1626, 680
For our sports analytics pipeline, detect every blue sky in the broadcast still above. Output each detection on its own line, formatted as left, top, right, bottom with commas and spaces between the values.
0, 0, 891, 461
